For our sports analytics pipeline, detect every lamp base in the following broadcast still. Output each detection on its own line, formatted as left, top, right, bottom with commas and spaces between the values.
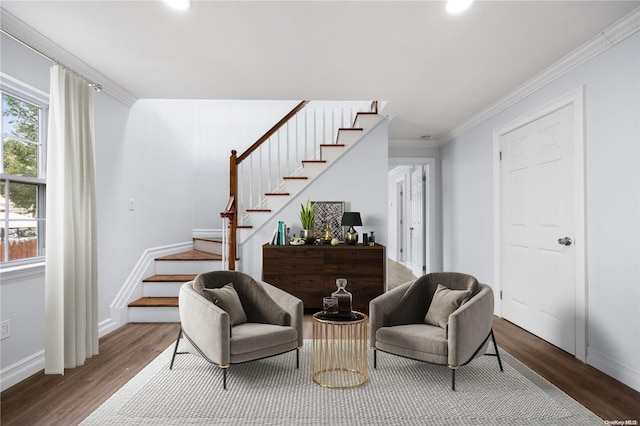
345, 228, 358, 245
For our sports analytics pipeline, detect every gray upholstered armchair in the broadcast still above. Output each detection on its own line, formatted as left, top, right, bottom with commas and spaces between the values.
369, 272, 503, 390
170, 271, 304, 389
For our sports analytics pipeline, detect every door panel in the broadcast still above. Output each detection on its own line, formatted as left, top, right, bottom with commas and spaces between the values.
408, 166, 424, 277
501, 104, 575, 355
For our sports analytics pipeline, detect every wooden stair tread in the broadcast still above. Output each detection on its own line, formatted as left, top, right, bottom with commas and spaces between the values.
246, 209, 271, 212
320, 144, 345, 148
283, 176, 308, 180
193, 237, 222, 243
338, 127, 364, 131
155, 250, 221, 261
265, 192, 290, 196
128, 297, 178, 308
302, 160, 326, 164
143, 274, 196, 282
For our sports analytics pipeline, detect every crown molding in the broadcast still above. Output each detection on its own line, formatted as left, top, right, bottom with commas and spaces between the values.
389, 138, 441, 148
441, 7, 640, 146
0, 9, 138, 107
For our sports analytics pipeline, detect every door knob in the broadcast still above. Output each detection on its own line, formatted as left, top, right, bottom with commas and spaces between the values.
558, 237, 572, 246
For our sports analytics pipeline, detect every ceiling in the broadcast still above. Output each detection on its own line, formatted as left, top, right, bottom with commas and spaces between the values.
1, 1, 638, 142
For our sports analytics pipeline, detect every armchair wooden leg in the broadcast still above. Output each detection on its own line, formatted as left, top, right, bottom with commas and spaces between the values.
169, 327, 183, 369
373, 348, 377, 369
490, 329, 504, 372
220, 365, 229, 390
449, 365, 458, 391
296, 347, 301, 369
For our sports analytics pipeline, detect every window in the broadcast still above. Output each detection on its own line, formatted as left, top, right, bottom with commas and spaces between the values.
1, 83, 48, 265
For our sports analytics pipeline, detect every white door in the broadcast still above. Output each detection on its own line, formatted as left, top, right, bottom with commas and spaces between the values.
500, 104, 576, 355
396, 181, 406, 263
408, 166, 424, 277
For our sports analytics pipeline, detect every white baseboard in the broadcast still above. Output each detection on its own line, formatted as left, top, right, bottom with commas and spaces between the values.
192, 229, 224, 240
1, 319, 121, 392
587, 346, 640, 392
0, 350, 44, 392
108, 241, 193, 327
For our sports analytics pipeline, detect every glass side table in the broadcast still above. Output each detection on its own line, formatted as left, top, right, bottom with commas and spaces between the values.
311, 311, 368, 389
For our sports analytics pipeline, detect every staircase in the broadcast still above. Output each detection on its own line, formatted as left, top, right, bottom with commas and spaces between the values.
222, 101, 382, 269
124, 100, 383, 323
126, 238, 224, 322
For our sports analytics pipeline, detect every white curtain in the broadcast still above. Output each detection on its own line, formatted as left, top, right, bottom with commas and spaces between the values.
44, 65, 99, 374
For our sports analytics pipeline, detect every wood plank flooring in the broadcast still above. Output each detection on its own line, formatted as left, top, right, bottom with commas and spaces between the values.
2, 261, 639, 425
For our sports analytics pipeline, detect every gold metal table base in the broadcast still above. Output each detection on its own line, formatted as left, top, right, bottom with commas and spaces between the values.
312, 311, 368, 389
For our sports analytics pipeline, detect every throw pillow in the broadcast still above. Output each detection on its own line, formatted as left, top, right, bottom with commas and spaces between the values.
204, 283, 248, 326
235, 274, 291, 326
424, 284, 471, 328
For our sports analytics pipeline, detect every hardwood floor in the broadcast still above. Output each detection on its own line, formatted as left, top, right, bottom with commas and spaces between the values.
2, 261, 639, 425
1, 323, 181, 426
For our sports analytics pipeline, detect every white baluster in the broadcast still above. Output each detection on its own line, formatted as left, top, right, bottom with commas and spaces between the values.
238, 162, 244, 225
258, 145, 263, 207
277, 130, 281, 186
268, 136, 272, 195
304, 107, 308, 161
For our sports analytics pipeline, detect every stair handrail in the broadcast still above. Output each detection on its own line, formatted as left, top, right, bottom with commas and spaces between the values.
221, 100, 378, 270
220, 101, 309, 270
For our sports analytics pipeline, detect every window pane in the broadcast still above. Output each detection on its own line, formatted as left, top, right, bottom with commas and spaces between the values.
1, 181, 41, 262
2, 93, 39, 177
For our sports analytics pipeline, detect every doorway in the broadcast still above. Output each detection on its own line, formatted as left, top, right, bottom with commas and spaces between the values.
493, 87, 586, 361
388, 157, 439, 277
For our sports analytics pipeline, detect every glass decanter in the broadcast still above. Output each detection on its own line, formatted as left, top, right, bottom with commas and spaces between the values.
331, 278, 352, 316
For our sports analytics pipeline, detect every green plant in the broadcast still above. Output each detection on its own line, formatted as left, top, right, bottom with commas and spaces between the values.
299, 199, 317, 230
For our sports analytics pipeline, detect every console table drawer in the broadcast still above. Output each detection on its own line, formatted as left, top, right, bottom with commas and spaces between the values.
262, 243, 386, 311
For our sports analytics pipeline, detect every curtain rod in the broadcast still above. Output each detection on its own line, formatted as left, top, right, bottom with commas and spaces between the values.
1, 29, 102, 91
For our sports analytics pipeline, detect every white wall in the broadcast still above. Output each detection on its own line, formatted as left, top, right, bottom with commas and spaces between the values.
0, 33, 134, 389
440, 32, 640, 391
192, 100, 300, 229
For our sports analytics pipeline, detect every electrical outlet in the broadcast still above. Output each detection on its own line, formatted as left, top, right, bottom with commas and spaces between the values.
0, 319, 10, 340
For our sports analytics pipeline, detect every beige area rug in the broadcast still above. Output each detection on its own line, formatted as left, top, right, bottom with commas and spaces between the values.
81, 340, 602, 426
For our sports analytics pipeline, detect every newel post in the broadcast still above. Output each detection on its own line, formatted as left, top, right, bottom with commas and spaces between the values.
227, 150, 238, 270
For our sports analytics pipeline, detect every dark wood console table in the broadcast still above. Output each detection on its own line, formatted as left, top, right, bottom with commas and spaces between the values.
262, 243, 386, 312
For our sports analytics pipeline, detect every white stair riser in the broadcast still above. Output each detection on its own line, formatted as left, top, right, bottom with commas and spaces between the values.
263, 195, 290, 212
336, 130, 363, 146
354, 114, 381, 129
301, 162, 327, 180
194, 239, 223, 255
284, 178, 310, 195
320, 146, 344, 162
129, 307, 179, 323
155, 260, 222, 275
143, 282, 185, 297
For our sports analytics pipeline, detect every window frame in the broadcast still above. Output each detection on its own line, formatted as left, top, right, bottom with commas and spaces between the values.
1, 73, 49, 267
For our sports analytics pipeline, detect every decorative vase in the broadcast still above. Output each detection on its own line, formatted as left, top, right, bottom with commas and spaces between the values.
301, 229, 316, 244
331, 278, 352, 316
368, 231, 375, 246
322, 222, 333, 244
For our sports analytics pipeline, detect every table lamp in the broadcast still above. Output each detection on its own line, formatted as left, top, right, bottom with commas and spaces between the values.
341, 212, 363, 245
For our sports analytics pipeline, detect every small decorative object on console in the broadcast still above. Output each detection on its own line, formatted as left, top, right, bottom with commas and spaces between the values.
368, 231, 375, 246
331, 278, 353, 316
323, 297, 338, 315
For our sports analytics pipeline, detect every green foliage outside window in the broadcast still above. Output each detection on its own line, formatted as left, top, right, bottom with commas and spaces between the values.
2, 93, 40, 211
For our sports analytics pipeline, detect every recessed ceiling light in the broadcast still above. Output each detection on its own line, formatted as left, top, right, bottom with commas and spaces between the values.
420, 135, 432, 140
446, 0, 474, 14
164, 0, 191, 11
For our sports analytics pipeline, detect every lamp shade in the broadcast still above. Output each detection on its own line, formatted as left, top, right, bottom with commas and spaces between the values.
341, 212, 362, 227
